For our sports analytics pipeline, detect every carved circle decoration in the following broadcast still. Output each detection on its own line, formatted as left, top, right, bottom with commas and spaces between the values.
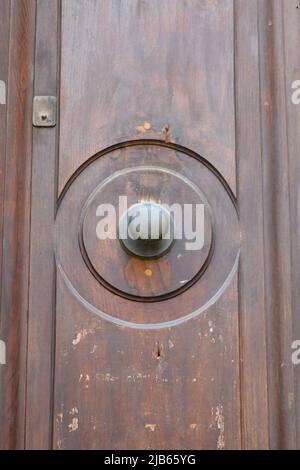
55, 141, 239, 328
80, 165, 213, 301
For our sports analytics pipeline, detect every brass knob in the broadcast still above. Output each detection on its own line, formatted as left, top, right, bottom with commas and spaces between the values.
119, 202, 174, 259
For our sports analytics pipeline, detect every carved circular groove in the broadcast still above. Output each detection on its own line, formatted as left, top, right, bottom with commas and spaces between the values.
80, 165, 213, 301
55, 141, 240, 328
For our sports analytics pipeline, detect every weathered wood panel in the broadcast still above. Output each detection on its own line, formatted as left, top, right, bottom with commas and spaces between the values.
258, 0, 299, 449
235, 0, 269, 449
58, 0, 236, 194
0, 0, 299, 450
282, 0, 300, 449
25, 0, 60, 450
52, 0, 240, 449
0, 0, 36, 450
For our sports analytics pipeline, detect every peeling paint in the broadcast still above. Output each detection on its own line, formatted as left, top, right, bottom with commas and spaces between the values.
127, 373, 151, 382
68, 417, 79, 432
72, 329, 90, 345
79, 373, 90, 383
57, 440, 62, 449
214, 405, 225, 450
72, 325, 101, 347
145, 424, 156, 432
288, 392, 294, 410
136, 121, 152, 133
95, 372, 119, 382
69, 407, 78, 415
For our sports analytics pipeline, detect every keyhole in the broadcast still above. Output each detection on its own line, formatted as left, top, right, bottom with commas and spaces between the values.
155, 341, 163, 359
41, 114, 47, 121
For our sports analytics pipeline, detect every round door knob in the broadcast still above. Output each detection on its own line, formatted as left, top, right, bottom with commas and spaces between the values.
119, 202, 174, 259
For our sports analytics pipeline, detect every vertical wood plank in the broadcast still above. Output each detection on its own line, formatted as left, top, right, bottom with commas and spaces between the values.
53, 0, 240, 450
0, 0, 10, 318
283, 0, 300, 448
235, 0, 269, 449
0, 0, 36, 450
25, 0, 60, 450
258, 0, 298, 448
1, 0, 297, 449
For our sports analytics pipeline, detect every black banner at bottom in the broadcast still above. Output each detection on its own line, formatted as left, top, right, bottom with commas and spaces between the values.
0, 450, 299, 466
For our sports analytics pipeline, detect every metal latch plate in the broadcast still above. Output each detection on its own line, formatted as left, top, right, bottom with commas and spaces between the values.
33, 95, 57, 127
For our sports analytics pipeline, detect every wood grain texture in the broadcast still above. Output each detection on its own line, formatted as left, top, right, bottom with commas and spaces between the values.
58, 0, 236, 195
1, 0, 299, 450
282, 0, 300, 449
25, 0, 60, 450
0, 0, 36, 450
53, 143, 240, 448
234, 0, 269, 449
258, 0, 299, 449
53, 271, 240, 450
51, 0, 240, 450
0, 0, 10, 323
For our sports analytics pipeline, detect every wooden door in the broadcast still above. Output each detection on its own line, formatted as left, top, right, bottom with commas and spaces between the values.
0, 0, 299, 450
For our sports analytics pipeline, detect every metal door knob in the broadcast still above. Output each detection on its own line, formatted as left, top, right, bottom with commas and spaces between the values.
119, 202, 174, 259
